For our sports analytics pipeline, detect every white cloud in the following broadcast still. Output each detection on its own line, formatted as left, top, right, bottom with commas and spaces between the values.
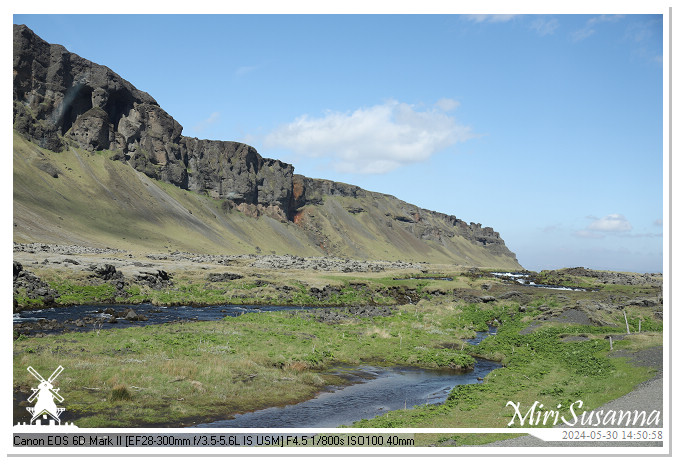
573, 14, 624, 42
625, 18, 663, 65
463, 14, 561, 38
192, 111, 220, 133
263, 99, 474, 174
531, 18, 559, 36
435, 98, 460, 112
463, 14, 520, 24
572, 28, 596, 42
586, 214, 633, 232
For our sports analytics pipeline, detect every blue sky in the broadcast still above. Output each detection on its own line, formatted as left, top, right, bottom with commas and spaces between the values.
11, 11, 666, 273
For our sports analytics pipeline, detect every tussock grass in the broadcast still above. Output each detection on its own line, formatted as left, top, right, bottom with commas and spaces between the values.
110, 385, 132, 401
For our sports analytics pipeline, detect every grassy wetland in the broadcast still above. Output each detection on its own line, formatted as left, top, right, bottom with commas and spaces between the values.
13, 248, 663, 446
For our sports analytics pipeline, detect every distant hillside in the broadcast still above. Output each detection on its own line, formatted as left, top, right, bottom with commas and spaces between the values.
13, 24, 522, 269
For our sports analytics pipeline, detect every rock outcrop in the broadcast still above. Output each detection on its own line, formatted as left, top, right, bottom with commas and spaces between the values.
13, 261, 59, 310
13, 24, 520, 267
13, 24, 296, 218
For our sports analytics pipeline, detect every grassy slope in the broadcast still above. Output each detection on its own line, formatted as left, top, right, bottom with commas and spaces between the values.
299, 196, 519, 268
13, 132, 521, 268
14, 133, 325, 256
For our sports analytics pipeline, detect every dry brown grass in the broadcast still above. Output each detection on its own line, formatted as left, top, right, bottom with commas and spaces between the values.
285, 361, 311, 372
364, 327, 391, 338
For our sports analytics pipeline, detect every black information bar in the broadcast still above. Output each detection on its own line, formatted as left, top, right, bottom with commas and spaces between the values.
13, 433, 416, 448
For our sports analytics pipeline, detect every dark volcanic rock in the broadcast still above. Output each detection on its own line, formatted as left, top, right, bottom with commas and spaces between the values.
67, 107, 112, 151
92, 264, 122, 281
136, 270, 172, 289
309, 286, 341, 300
13, 24, 157, 153
310, 305, 393, 324
207, 272, 243, 282
498, 291, 524, 300
35, 159, 61, 178
183, 138, 293, 218
624, 298, 660, 307
546, 267, 662, 287
13, 261, 59, 310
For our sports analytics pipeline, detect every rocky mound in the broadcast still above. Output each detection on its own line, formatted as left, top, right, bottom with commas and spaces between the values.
13, 261, 59, 311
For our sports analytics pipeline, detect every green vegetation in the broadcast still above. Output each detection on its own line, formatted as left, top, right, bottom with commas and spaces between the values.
20, 270, 447, 309
51, 280, 117, 305
13, 279, 662, 442
13, 288, 44, 309
13, 248, 663, 446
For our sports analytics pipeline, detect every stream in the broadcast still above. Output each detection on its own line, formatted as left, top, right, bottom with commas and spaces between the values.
195, 327, 500, 429
491, 272, 591, 291
13, 303, 316, 336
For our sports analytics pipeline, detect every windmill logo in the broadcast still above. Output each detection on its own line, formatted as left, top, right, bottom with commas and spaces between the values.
23, 365, 67, 426
14, 365, 78, 429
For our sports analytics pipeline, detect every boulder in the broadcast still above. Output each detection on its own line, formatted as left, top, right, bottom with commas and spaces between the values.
92, 264, 123, 281
136, 269, 172, 289
67, 107, 111, 151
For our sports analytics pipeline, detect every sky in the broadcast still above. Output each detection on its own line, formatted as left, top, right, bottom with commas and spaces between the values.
11, 7, 667, 273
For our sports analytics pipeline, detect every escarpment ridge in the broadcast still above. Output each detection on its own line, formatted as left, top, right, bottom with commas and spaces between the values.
13, 24, 521, 268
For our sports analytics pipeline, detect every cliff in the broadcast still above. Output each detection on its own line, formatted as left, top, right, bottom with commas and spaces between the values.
13, 24, 521, 268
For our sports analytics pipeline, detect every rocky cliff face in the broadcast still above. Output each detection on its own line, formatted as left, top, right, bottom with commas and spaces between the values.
13, 24, 520, 266
13, 24, 292, 218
